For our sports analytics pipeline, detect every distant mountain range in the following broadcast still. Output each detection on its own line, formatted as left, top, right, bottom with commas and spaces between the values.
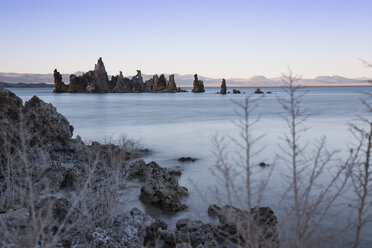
0, 81, 53, 88
0, 72, 371, 87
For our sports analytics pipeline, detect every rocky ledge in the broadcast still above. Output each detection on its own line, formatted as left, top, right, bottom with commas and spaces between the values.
54, 58, 186, 93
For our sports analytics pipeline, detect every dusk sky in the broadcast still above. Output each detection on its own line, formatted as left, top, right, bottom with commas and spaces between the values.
1, 0, 372, 78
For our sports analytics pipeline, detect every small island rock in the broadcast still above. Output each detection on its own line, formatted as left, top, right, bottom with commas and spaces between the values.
220, 79, 227, 94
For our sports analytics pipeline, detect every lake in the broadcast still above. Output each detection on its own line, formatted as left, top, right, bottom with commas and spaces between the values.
7, 86, 372, 246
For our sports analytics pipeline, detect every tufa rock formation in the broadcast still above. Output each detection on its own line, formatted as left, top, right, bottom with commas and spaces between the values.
53, 58, 185, 93
192, 74, 205, 93
53, 69, 68, 93
220, 79, 227, 94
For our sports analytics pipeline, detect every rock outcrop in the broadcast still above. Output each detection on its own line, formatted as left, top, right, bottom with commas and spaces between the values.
53, 69, 68, 93
208, 204, 279, 247
53, 58, 185, 93
23, 96, 74, 150
0, 88, 74, 162
0, 89, 23, 159
128, 160, 189, 211
192, 74, 205, 93
220, 79, 227, 95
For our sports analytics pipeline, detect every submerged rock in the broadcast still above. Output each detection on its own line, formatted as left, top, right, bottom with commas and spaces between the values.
232, 89, 241, 94
192, 74, 205, 93
220, 79, 227, 95
128, 160, 189, 211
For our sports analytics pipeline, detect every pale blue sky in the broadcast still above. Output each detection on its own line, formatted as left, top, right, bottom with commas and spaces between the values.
1, 0, 371, 78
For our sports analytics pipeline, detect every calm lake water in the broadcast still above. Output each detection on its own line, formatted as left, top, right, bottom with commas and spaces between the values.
7, 86, 372, 246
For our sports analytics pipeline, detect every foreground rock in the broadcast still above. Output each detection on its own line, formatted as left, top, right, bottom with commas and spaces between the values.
128, 160, 189, 211
208, 204, 278, 247
79, 208, 167, 248
53, 58, 186, 93
220, 79, 227, 95
159, 218, 218, 248
0, 88, 75, 172
192, 74, 205, 93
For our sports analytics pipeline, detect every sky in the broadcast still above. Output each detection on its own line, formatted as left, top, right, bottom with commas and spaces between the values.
1, 0, 372, 79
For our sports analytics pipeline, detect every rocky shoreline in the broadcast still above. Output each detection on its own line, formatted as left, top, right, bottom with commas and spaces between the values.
0, 88, 278, 247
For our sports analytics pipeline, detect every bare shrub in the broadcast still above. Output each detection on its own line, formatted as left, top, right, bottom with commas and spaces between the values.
348, 88, 372, 248
277, 71, 352, 248
0, 124, 141, 247
210, 94, 277, 247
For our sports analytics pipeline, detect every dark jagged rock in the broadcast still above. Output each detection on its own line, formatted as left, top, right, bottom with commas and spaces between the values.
232, 89, 241, 94
220, 79, 227, 95
0, 89, 74, 160
93, 57, 110, 92
53, 69, 68, 93
66, 58, 111, 93
255, 88, 264, 94
128, 160, 189, 211
192, 74, 205, 93
24, 96, 74, 150
0, 89, 24, 182
208, 204, 278, 247
53, 58, 185, 93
